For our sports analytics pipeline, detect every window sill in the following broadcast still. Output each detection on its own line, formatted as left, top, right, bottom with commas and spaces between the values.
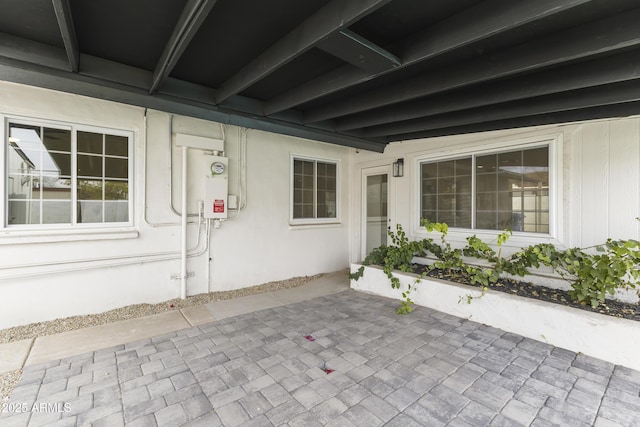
0, 227, 139, 245
288, 221, 342, 230
415, 229, 561, 249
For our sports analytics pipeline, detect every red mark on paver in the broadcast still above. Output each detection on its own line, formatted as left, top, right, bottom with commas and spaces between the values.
303, 335, 315, 341
169, 303, 175, 309
323, 368, 335, 374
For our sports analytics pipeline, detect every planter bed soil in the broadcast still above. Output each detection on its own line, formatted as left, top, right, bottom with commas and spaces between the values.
408, 264, 640, 322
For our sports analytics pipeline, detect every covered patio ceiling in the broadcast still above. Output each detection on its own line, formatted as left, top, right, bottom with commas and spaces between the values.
1, 0, 640, 153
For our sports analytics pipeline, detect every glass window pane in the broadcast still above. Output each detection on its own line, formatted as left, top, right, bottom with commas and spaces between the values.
476, 211, 497, 230
42, 201, 71, 224
43, 128, 71, 152
422, 178, 437, 195
105, 134, 128, 156
438, 160, 455, 177
476, 173, 496, 192
77, 155, 103, 177
422, 163, 437, 178
498, 150, 521, 168
477, 154, 497, 172
303, 160, 314, 175
456, 158, 472, 175
437, 177, 455, 194
457, 194, 472, 211
49, 152, 71, 176
104, 201, 129, 222
78, 179, 103, 200
8, 200, 40, 225
475, 146, 549, 233
292, 158, 336, 220
105, 181, 128, 201
8, 174, 37, 199
523, 147, 549, 187
77, 131, 103, 154
455, 211, 472, 228
105, 157, 128, 179
42, 178, 71, 200
420, 157, 472, 229
456, 175, 472, 194
476, 192, 496, 211
77, 201, 102, 223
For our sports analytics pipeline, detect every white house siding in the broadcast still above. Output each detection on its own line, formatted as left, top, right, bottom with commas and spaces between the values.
0, 82, 351, 329
350, 117, 640, 263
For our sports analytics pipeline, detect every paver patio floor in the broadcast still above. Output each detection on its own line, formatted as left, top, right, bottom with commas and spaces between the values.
2, 289, 639, 426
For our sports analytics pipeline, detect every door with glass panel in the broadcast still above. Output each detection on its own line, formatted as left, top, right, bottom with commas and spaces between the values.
362, 167, 391, 258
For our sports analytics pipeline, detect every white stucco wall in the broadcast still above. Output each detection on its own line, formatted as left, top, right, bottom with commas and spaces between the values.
0, 82, 351, 328
350, 117, 640, 263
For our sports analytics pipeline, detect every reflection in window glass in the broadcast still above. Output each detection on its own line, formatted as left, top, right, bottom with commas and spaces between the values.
476, 147, 549, 233
7, 123, 72, 225
6, 121, 130, 227
292, 158, 337, 220
420, 146, 549, 233
421, 157, 472, 228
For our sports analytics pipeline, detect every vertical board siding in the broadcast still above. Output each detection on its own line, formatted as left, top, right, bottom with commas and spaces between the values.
567, 126, 582, 248
580, 122, 610, 248
608, 119, 640, 240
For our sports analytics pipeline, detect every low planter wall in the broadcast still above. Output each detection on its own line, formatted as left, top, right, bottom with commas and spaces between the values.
350, 263, 640, 371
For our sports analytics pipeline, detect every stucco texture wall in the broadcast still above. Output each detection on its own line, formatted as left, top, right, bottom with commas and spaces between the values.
0, 82, 351, 328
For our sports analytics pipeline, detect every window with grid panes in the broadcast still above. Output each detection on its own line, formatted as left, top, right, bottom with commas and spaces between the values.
292, 158, 337, 221
6, 120, 131, 227
420, 146, 549, 233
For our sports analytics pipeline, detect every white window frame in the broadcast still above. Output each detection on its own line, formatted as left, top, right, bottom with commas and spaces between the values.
2, 115, 134, 235
290, 154, 340, 225
413, 134, 563, 246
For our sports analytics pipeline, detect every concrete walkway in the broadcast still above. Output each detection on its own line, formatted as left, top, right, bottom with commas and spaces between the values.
1, 271, 640, 426
0, 271, 349, 373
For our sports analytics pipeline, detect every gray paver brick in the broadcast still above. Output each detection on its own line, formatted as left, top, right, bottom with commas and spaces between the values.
154, 402, 188, 427
463, 378, 514, 411
292, 385, 324, 409
92, 411, 125, 427
501, 398, 539, 425
384, 386, 420, 411
237, 391, 272, 417
360, 394, 399, 423
216, 401, 250, 427
404, 397, 458, 424
288, 411, 324, 427
310, 396, 349, 424
76, 402, 122, 426
265, 399, 305, 425
3, 290, 640, 427
124, 397, 167, 424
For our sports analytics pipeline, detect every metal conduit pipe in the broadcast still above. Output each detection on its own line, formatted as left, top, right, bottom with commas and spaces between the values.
181, 145, 188, 299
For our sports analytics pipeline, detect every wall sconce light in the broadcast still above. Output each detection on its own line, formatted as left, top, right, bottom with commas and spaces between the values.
393, 158, 404, 177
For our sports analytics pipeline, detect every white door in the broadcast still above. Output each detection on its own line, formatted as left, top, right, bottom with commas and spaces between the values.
362, 166, 391, 258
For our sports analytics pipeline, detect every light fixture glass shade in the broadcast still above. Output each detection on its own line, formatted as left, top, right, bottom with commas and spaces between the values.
393, 158, 404, 177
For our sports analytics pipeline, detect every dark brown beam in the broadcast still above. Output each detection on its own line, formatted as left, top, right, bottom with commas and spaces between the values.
264, 0, 593, 115
303, 7, 640, 124
51, 0, 79, 72
0, 55, 385, 152
0, 32, 69, 70
385, 101, 640, 141
343, 49, 640, 133
149, 0, 218, 94
365, 80, 640, 138
214, 0, 391, 104
317, 29, 400, 73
